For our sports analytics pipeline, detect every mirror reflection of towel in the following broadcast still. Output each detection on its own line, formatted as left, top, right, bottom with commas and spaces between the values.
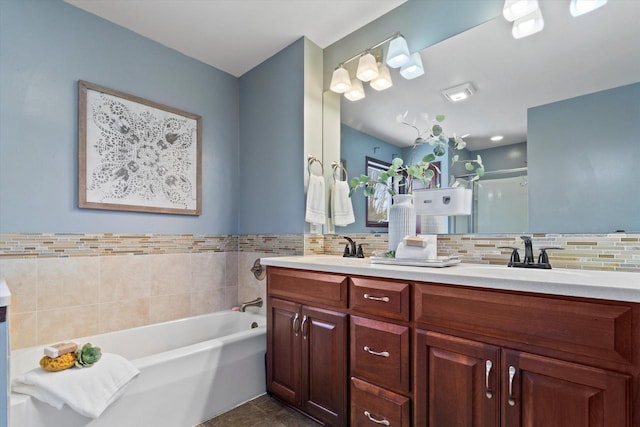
305, 175, 326, 225
332, 181, 355, 226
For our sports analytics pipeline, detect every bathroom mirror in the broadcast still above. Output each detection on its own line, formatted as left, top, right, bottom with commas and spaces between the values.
331, 1, 640, 234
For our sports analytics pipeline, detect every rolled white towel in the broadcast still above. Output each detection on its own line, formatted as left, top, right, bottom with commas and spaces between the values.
305, 174, 326, 225
12, 353, 140, 419
331, 180, 355, 226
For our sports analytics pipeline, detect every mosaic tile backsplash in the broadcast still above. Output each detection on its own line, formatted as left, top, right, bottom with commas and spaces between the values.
1, 232, 638, 349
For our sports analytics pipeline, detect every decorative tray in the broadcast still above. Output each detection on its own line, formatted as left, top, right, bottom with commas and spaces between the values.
369, 256, 461, 268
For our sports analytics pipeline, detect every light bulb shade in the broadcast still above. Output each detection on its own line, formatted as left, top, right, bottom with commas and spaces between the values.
399, 52, 424, 80
344, 78, 365, 101
386, 36, 410, 68
570, 0, 608, 16
329, 67, 351, 93
356, 53, 379, 82
503, 0, 539, 22
370, 63, 393, 91
512, 8, 544, 39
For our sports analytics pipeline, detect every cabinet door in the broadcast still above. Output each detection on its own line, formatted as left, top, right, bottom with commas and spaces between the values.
415, 330, 500, 427
502, 349, 630, 427
300, 305, 348, 427
266, 297, 301, 406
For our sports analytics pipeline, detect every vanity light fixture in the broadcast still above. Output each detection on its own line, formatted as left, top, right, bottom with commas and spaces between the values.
503, 0, 540, 22
344, 78, 366, 101
570, 0, 608, 17
399, 52, 425, 80
512, 8, 545, 39
370, 62, 393, 91
329, 66, 351, 93
329, 32, 423, 100
356, 52, 379, 82
386, 35, 411, 68
441, 82, 476, 102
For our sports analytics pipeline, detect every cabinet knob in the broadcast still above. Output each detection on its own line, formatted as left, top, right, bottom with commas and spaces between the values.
363, 293, 390, 303
364, 410, 390, 425
301, 315, 308, 340
508, 365, 517, 406
292, 313, 300, 337
363, 346, 390, 358
485, 360, 493, 399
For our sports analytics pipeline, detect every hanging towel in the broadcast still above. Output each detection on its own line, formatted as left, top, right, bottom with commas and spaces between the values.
305, 174, 326, 225
331, 180, 355, 226
12, 353, 140, 419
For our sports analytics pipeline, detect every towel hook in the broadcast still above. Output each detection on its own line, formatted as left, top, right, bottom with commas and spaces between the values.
307, 155, 324, 177
331, 161, 349, 182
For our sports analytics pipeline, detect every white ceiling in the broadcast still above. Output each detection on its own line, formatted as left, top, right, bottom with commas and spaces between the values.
64, 0, 406, 77
341, 0, 640, 150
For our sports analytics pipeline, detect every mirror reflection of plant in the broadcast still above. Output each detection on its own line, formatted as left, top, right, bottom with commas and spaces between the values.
349, 113, 484, 197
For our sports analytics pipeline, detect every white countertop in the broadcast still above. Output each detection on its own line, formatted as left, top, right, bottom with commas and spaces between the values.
261, 255, 640, 303
0, 278, 11, 308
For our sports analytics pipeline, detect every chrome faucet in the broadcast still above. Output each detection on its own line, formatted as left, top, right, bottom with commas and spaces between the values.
499, 236, 563, 269
240, 297, 263, 312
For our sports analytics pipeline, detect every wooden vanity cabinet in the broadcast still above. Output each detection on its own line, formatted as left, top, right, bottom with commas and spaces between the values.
349, 276, 412, 427
414, 283, 634, 427
266, 268, 349, 426
266, 266, 638, 427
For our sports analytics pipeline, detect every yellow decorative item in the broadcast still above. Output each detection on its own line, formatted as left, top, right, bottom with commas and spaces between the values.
39, 352, 77, 372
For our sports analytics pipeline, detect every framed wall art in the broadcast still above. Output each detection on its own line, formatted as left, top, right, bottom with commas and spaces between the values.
78, 80, 202, 215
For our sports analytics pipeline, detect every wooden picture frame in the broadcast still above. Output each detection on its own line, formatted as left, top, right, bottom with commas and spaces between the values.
365, 157, 392, 227
78, 80, 202, 215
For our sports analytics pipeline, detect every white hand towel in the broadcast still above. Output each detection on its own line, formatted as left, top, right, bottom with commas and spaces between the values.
305, 174, 326, 225
12, 353, 140, 419
331, 181, 355, 226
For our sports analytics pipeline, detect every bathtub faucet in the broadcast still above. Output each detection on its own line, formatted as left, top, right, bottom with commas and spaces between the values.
240, 297, 263, 312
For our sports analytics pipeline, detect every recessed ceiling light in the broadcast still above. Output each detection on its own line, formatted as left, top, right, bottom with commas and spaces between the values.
491, 135, 504, 142
442, 82, 476, 102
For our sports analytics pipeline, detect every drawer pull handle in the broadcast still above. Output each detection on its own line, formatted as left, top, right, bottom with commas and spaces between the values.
508, 365, 517, 406
363, 293, 390, 303
364, 346, 390, 358
364, 410, 390, 425
292, 313, 300, 337
301, 315, 308, 340
485, 360, 493, 399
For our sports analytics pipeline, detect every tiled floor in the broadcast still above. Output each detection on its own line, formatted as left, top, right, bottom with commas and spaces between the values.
197, 394, 321, 427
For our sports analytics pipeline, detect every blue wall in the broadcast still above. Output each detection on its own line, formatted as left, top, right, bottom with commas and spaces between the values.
0, 0, 239, 234
528, 83, 640, 233
237, 39, 305, 234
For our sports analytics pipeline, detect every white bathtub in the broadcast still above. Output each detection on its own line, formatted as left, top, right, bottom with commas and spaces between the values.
9, 310, 266, 427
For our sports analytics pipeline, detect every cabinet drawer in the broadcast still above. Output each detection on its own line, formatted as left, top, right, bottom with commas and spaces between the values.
267, 267, 348, 308
415, 283, 634, 364
351, 377, 410, 427
350, 277, 410, 321
351, 316, 410, 393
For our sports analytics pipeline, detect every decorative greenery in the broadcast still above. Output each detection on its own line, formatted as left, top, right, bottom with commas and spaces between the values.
349, 113, 484, 197
75, 343, 102, 368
